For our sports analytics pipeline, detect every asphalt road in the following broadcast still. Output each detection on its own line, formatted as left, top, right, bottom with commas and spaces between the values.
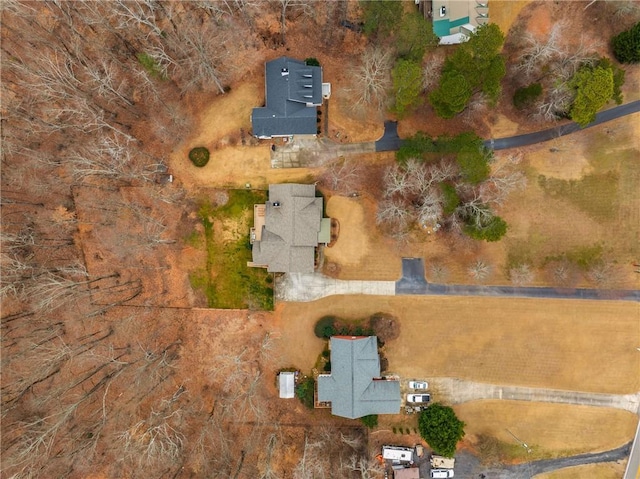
485, 100, 640, 150
455, 442, 633, 479
624, 420, 640, 479
374, 101, 640, 152
395, 258, 640, 301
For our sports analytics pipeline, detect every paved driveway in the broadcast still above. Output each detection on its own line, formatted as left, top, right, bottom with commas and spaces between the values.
485, 100, 640, 150
395, 258, 429, 294
375, 121, 402, 152
393, 258, 640, 301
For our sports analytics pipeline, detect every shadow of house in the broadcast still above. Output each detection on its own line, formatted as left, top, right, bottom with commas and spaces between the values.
252, 57, 323, 139
317, 336, 401, 419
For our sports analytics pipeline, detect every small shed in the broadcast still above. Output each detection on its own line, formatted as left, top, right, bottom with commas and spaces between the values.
279, 372, 295, 398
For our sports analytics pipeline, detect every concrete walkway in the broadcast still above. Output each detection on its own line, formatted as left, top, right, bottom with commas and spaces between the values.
275, 272, 394, 302
275, 270, 640, 303
270, 137, 374, 168
428, 377, 640, 414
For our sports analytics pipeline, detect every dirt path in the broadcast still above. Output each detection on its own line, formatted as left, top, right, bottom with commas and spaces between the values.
430, 378, 640, 414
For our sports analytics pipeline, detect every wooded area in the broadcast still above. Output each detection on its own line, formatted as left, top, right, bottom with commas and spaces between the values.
0, 2, 376, 477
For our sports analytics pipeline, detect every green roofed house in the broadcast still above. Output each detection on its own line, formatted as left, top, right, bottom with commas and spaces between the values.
249, 184, 331, 273
421, 0, 487, 44
317, 336, 401, 419
251, 57, 325, 139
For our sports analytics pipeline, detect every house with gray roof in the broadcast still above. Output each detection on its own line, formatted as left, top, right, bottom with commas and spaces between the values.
249, 184, 330, 273
251, 57, 323, 139
317, 336, 401, 419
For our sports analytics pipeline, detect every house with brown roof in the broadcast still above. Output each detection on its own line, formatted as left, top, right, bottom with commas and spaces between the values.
249, 184, 330, 273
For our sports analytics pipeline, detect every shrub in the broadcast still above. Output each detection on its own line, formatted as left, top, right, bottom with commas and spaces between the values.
440, 183, 460, 215
360, 415, 379, 429
370, 312, 400, 342
314, 315, 338, 338
305, 57, 321, 66
392, 427, 397, 434
323, 361, 331, 372
295, 377, 315, 409
463, 215, 508, 242
612, 22, 640, 63
137, 52, 166, 79
189, 147, 210, 167
513, 83, 542, 110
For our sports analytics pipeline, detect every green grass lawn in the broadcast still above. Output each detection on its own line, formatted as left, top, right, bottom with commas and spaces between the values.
189, 189, 274, 310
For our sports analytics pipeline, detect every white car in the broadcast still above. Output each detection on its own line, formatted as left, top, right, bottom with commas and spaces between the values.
431, 469, 454, 478
408, 380, 428, 390
406, 393, 431, 403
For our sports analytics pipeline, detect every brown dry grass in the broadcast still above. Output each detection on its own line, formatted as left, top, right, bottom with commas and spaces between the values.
456, 400, 638, 459
533, 462, 628, 479
323, 195, 402, 280
322, 114, 640, 289
489, 1, 533, 36
170, 144, 316, 189
277, 295, 640, 394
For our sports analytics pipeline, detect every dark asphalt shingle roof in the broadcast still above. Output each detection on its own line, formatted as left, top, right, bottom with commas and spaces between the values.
251, 57, 323, 138
251, 184, 323, 273
317, 337, 401, 419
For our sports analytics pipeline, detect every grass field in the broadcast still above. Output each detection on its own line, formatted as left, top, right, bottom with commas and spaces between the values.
188, 189, 274, 309
455, 400, 638, 462
533, 462, 627, 479
277, 295, 640, 394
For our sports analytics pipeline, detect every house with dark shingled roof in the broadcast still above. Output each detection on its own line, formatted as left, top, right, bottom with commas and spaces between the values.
249, 184, 330, 273
251, 57, 323, 139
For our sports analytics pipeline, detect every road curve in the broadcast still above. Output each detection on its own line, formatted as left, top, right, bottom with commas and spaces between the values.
374, 101, 640, 152
484, 100, 640, 150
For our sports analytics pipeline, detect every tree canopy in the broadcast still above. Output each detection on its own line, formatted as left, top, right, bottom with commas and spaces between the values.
463, 213, 508, 242
456, 145, 491, 184
429, 71, 472, 119
418, 403, 466, 457
361, 0, 403, 37
429, 23, 506, 118
396, 12, 439, 62
611, 21, 640, 63
569, 64, 615, 127
392, 59, 424, 117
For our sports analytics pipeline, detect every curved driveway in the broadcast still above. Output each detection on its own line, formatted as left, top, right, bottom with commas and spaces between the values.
374, 101, 640, 152
485, 100, 640, 150
458, 443, 633, 479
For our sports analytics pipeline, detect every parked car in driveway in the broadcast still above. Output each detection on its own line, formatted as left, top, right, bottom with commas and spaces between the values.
408, 380, 428, 390
431, 469, 454, 478
406, 393, 431, 403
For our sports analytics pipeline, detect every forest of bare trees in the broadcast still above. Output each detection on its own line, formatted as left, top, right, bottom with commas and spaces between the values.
1, 2, 365, 477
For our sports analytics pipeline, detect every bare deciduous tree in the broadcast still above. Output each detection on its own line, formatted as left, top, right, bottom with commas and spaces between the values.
509, 263, 535, 286
319, 157, 364, 195
468, 259, 492, 282
423, 55, 445, 91
350, 46, 393, 115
